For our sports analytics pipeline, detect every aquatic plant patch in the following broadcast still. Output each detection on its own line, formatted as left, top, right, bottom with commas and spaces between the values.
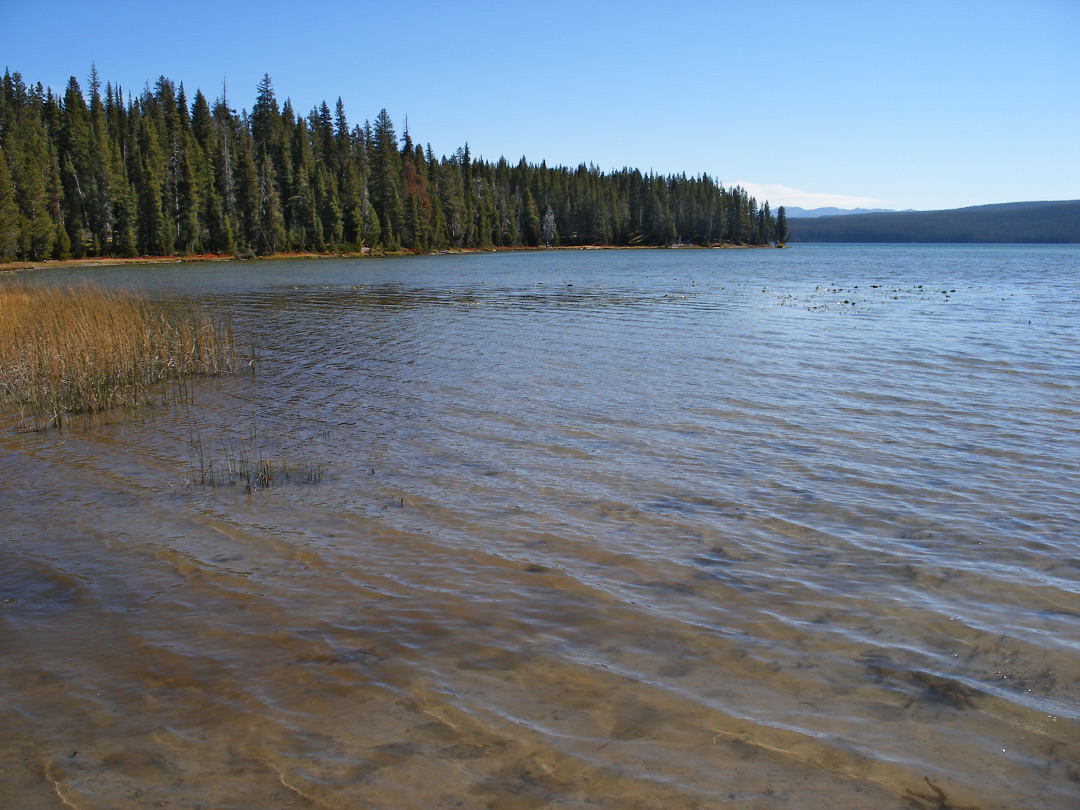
186, 418, 326, 492
0, 283, 241, 430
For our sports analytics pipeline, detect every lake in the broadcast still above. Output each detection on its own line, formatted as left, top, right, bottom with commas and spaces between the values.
2, 245, 1078, 808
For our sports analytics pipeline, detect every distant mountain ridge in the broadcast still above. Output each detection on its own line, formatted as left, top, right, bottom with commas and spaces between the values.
785, 206, 906, 218
786, 200, 1080, 243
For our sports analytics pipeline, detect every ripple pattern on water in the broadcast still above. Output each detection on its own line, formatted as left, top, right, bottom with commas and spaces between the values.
2, 245, 1079, 808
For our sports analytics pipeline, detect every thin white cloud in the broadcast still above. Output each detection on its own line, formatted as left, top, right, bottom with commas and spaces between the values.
727, 181, 888, 211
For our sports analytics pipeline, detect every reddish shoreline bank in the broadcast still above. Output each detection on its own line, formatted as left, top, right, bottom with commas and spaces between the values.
0, 243, 774, 273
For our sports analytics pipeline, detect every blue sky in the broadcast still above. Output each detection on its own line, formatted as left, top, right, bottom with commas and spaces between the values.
3, 0, 1077, 211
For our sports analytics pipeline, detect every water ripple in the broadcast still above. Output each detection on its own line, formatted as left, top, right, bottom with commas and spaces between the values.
3, 246, 1079, 808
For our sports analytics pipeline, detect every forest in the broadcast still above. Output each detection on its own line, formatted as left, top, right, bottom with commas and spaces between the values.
788, 200, 1080, 243
0, 68, 785, 263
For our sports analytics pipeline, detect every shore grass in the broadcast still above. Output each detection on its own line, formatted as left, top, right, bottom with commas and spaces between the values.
0, 283, 240, 430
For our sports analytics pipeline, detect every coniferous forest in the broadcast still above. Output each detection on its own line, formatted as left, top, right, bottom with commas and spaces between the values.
0, 68, 783, 263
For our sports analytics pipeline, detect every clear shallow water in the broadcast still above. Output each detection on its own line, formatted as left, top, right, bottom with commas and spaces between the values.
1, 245, 1078, 808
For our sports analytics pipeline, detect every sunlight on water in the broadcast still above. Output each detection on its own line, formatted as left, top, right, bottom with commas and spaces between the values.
2, 246, 1079, 808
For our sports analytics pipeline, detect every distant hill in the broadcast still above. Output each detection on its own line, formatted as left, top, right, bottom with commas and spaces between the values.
787, 200, 1080, 243
785, 206, 902, 218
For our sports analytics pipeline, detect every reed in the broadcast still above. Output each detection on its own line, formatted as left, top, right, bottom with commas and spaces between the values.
187, 419, 326, 492
0, 282, 240, 430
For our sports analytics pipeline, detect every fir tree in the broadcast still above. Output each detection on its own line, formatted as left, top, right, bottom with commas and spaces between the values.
522, 186, 541, 247
174, 132, 200, 253
107, 137, 137, 256
775, 206, 789, 246
136, 116, 169, 254
0, 145, 20, 260
12, 110, 56, 259
370, 108, 403, 249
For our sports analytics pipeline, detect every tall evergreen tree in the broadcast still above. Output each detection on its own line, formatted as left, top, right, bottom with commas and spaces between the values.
174, 132, 200, 252
522, 186, 541, 247
106, 136, 137, 256
370, 108, 403, 249
11, 107, 56, 259
775, 205, 789, 246
233, 125, 260, 252
0, 145, 20, 260
136, 117, 169, 254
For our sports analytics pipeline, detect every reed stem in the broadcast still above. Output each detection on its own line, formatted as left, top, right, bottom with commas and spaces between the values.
0, 283, 241, 430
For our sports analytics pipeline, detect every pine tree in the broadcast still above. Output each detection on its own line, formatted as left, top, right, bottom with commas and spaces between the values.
314, 164, 342, 249
136, 116, 169, 254
12, 109, 56, 260
233, 125, 260, 253
775, 206, 789, 246
370, 109, 403, 249
251, 74, 279, 168
0, 145, 20, 260
211, 96, 238, 234
256, 158, 285, 254
522, 186, 541, 247
424, 145, 447, 249
287, 118, 318, 249
441, 151, 466, 248
107, 136, 137, 256
190, 90, 216, 160
174, 132, 200, 252
53, 214, 72, 259
59, 77, 92, 256
339, 158, 363, 250
88, 69, 112, 254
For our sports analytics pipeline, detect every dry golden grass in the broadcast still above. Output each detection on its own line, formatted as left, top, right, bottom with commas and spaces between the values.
0, 283, 239, 429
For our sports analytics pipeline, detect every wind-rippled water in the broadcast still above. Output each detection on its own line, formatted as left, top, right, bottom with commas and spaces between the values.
2, 245, 1078, 808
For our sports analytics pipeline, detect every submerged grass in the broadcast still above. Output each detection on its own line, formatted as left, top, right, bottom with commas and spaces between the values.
0, 282, 241, 430
187, 417, 326, 492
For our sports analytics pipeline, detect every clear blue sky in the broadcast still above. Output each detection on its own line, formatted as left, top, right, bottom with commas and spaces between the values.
3, 0, 1077, 211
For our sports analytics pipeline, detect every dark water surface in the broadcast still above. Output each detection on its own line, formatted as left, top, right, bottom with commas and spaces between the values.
2, 245, 1078, 808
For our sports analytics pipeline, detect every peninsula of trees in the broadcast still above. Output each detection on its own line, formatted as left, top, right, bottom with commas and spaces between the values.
0, 69, 785, 263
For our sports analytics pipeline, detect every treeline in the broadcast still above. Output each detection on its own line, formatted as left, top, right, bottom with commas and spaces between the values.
0, 68, 783, 262
788, 201, 1080, 244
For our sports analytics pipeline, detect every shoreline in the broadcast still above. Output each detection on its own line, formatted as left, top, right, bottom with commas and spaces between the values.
0, 243, 772, 273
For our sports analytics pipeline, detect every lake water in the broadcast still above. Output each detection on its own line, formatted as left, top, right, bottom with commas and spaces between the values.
2, 245, 1078, 809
